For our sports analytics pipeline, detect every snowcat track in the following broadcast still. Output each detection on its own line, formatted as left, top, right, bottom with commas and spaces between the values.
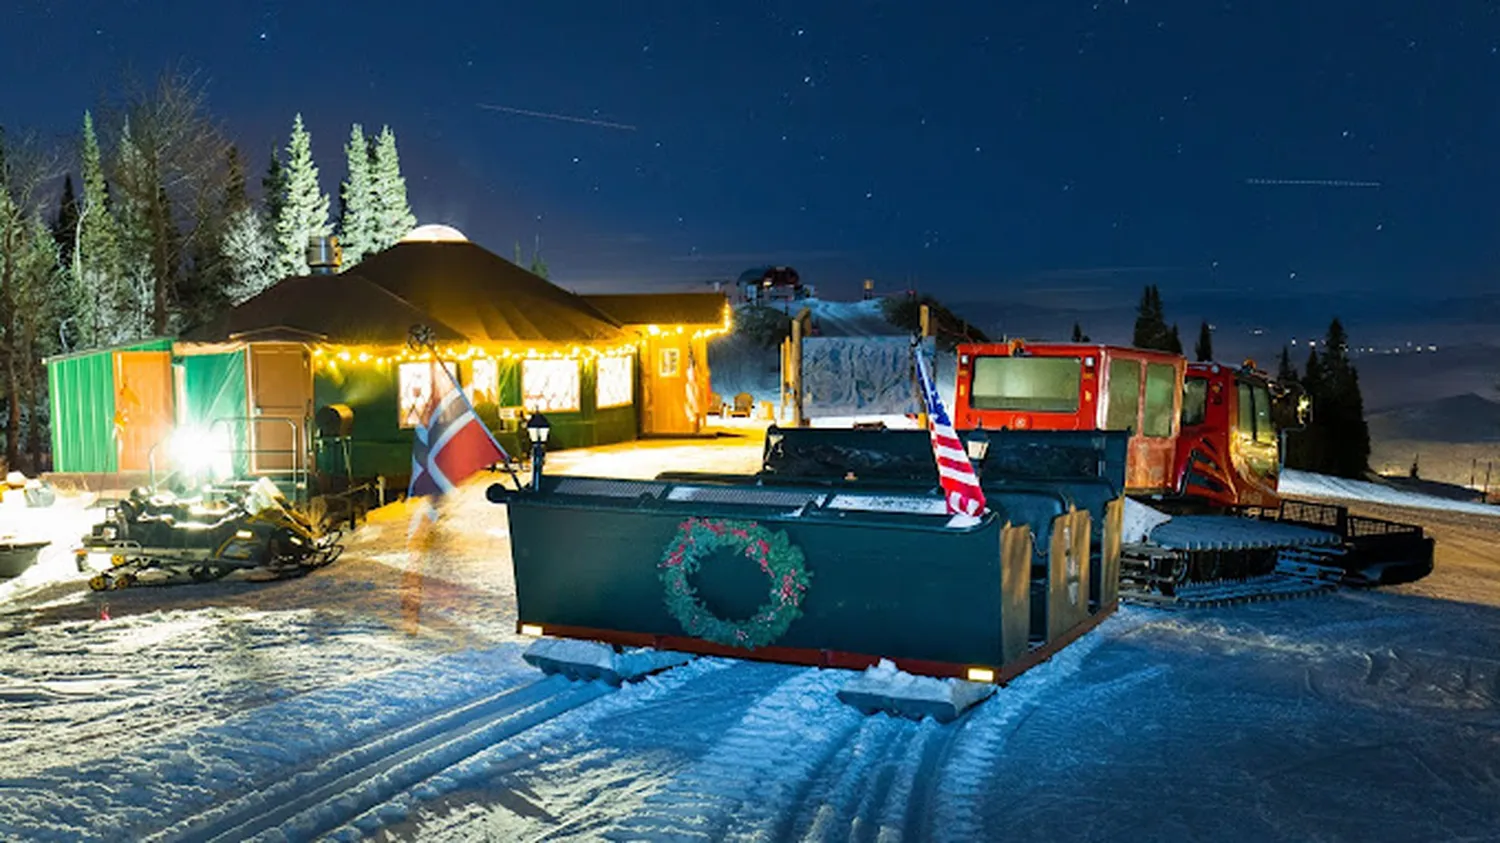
1120, 543, 1343, 609
148, 674, 613, 843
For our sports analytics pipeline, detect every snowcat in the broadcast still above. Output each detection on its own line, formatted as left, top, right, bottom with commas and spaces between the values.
79, 478, 344, 590
951, 341, 1434, 600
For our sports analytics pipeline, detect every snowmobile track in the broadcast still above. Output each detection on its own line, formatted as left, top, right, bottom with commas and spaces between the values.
151, 673, 610, 843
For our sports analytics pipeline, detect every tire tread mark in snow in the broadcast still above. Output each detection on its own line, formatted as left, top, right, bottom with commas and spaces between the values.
604, 668, 862, 841
793, 717, 903, 841
150, 674, 607, 843
899, 720, 964, 842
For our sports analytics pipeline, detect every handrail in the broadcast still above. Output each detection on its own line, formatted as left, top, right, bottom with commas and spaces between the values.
210, 416, 308, 503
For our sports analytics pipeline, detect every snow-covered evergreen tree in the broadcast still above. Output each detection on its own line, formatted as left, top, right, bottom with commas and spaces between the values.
106, 119, 155, 343
74, 110, 120, 349
273, 114, 330, 277
221, 206, 278, 305
338, 123, 378, 266
368, 125, 415, 251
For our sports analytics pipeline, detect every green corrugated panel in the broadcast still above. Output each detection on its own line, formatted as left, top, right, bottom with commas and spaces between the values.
47, 350, 117, 473
180, 351, 250, 476
122, 338, 174, 353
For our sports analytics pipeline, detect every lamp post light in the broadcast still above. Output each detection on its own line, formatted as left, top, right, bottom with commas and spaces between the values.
526, 412, 552, 492
965, 426, 991, 477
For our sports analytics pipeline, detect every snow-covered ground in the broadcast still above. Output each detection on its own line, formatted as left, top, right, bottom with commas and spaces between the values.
1282, 468, 1500, 518
1, 436, 1498, 841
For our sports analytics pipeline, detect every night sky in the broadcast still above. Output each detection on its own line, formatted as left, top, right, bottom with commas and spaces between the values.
5, 1, 1500, 346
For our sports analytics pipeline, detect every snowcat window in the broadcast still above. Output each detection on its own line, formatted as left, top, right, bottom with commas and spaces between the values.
969, 356, 1080, 412
1236, 382, 1255, 439
1143, 363, 1177, 438
1253, 384, 1276, 444
1104, 359, 1141, 432
1181, 377, 1208, 427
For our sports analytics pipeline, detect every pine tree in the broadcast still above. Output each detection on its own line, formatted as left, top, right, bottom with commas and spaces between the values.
224, 145, 248, 211
1166, 323, 1183, 355
1071, 322, 1089, 342
368, 125, 415, 250
1276, 345, 1297, 383
109, 118, 156, 342
262, 147, 286, 231
75, 110, 120, 348
221, 205, 278, 304
1132, 285, 1172, 351
338, 123, 378, 266
52, 175, 78, 266
528, 236, 548, 279
273, 114, 330, 277
1194, 321, 1213, 362
1314, 318, 1371, 478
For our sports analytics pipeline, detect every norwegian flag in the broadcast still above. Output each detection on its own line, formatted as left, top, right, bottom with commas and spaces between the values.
914, 348, 987, 516
409, 361, 509, 501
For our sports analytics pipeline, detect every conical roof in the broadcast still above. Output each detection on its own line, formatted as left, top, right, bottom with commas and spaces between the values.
350, 240, 627, 345
184, 239, 630, 347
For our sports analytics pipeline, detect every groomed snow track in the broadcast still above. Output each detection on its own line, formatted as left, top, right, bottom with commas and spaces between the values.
150, 674, 610, 843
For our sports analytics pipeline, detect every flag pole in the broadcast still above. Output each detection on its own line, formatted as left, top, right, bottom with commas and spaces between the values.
406, 324, 525, 492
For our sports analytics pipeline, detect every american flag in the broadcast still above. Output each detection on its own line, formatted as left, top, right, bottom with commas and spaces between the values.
914, 348, 987, 516
409, 360, 510, 501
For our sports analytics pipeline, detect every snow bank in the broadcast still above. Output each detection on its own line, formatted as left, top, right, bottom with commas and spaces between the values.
0, 492, 101, 606
1122, 498, 1172, 543
1281, 469, 1500, 518
836, 659, 995, 722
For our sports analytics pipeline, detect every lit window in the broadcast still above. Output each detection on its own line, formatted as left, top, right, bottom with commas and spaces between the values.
597, 356, 633, 408
398, 361, 459, 429
1143, 363, 1176, 438
522, 359, 581, 412
1104, 359, 1140, 432
659, 347, 681, 377
467, 358, 498, 406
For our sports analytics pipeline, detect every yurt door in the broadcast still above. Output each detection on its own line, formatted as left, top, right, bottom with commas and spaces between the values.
112, 351, 174, 472
247, 344, 312, 477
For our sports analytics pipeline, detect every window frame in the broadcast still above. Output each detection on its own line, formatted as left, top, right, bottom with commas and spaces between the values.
1142, 362, 1177, 439
596, 355, 634, 409
968, 356, 1082, 413
659, 347, 681, 378
397, 360, 460, 429
521, 358, 582, 413
1104, 358, 1142, 433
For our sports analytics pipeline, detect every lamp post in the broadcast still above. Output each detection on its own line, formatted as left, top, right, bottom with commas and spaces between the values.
526, 412, 552, 492
965, 426, 991, 477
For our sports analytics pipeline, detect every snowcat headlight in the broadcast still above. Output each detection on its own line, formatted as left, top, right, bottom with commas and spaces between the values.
966, 667, 996, 683
520, 623, 545, 637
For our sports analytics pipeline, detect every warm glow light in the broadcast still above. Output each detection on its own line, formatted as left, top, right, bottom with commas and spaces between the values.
310, 339, 644, 373
520, 623, 544, 637
966, 667, 996, 683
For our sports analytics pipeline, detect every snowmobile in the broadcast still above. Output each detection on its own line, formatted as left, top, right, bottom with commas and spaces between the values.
80, 478, 344, 590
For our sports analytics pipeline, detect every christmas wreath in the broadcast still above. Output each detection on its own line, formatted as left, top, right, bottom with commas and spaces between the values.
659, 517, 811, 650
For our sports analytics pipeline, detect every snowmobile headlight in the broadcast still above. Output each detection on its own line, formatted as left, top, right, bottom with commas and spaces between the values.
234, 529, 254, 539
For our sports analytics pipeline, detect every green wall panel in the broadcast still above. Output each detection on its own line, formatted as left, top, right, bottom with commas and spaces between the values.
47, 350, 117, 473
178, 351, 250, 476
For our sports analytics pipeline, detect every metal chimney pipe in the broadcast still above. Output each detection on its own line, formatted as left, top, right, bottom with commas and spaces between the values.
307, 235, 343, 275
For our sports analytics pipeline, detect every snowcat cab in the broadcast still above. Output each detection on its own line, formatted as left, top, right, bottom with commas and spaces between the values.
953, 341, 1185, 495
1173, 361, 1283, 510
